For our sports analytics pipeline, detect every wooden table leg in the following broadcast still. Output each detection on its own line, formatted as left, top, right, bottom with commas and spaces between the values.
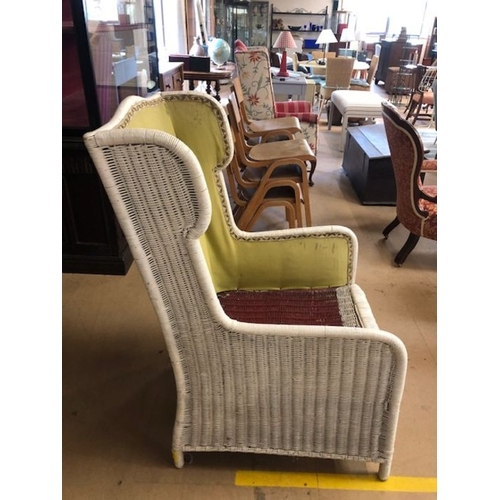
213, 80, 222, 101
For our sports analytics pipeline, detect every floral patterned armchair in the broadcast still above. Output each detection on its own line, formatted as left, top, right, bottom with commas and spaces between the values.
234, 47, 319, 153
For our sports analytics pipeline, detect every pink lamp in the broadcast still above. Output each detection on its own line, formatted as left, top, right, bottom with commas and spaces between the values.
273, 30, 297, 78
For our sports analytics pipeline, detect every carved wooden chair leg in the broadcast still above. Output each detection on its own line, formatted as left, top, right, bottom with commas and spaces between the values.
308, 159, 318, 186
395, 233, 421, 266
405, 100, 417, 121
411, 102, 424, 124
383, 216, 400, 238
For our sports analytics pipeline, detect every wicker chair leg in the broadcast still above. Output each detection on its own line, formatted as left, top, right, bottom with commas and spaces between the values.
395, 232, 420, 266
382, 216, 400, 238
172, 449, 184, 468
378, 462, 391, 481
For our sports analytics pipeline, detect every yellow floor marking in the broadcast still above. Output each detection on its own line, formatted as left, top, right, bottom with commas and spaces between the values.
235, 471, 437, 493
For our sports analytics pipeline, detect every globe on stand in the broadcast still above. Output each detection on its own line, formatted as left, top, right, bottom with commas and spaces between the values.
208, 38, 231, 67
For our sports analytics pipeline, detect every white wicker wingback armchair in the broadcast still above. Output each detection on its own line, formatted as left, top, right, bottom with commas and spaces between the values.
83, 91, 407, 481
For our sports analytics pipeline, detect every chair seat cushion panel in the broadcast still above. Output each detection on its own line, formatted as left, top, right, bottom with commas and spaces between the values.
350, 78, 370, 87
248, 116, 301, 134
421, 159, 437, 172
411, 91, 434, 105
248, 139, 315, 162
418, 200, 437, 240
217, 286, 363, 327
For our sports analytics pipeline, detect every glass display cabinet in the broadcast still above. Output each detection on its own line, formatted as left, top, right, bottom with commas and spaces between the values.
62, 0, 160, 274
214, 1, 269, 57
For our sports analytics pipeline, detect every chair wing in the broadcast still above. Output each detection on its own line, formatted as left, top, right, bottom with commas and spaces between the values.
84, 91, 407, 481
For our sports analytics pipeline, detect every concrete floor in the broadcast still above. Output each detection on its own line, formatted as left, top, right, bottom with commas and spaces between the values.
62, 83, 437, 499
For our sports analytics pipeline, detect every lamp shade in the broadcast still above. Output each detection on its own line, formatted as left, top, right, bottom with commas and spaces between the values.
339, 27, 355, 43
315, 29, 338, 45
273, 30, 297, 49
355, 30, 366, 41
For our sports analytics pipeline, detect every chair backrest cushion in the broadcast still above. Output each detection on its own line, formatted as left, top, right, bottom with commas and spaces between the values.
234, 49, 276, 121
322, 57, 355, 90
381, 101, 431, 231
91, 92, 351, 292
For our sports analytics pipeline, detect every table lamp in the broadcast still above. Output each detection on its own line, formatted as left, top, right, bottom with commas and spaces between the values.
273, 30, 296, 77
339, 27, 355, 50
315, 29, 338, 65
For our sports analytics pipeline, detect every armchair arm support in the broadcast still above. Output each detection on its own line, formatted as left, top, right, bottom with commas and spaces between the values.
201, 188, 359, 292
421, 192, 437, 203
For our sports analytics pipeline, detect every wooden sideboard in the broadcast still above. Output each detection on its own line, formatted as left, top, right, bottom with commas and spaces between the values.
159, 61, 184, 91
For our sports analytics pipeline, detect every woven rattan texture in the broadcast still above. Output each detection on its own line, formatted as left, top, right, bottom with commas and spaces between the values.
218, 286, 361, 326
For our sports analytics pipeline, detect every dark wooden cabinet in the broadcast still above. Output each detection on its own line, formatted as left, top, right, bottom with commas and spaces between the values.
375, 39, 422, 86
62, 0, 160, 275
62, 138, 133, 274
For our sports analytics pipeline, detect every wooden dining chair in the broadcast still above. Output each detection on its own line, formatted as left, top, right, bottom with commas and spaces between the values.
404, 64, 437, 124
226, 92, 314, 225
349, 55, 379, 91
231, 77, 301, 144
318, 57, 355, 123
234, 47, 319, 153
225, 154, 304, 230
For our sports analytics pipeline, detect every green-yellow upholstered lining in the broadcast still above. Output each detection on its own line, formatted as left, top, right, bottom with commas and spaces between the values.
121, 97, 350, 292
126, 102, 177, 135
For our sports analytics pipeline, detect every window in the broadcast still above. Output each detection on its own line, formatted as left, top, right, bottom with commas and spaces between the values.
154, 0, 188, 58
348, 0, 436, 41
